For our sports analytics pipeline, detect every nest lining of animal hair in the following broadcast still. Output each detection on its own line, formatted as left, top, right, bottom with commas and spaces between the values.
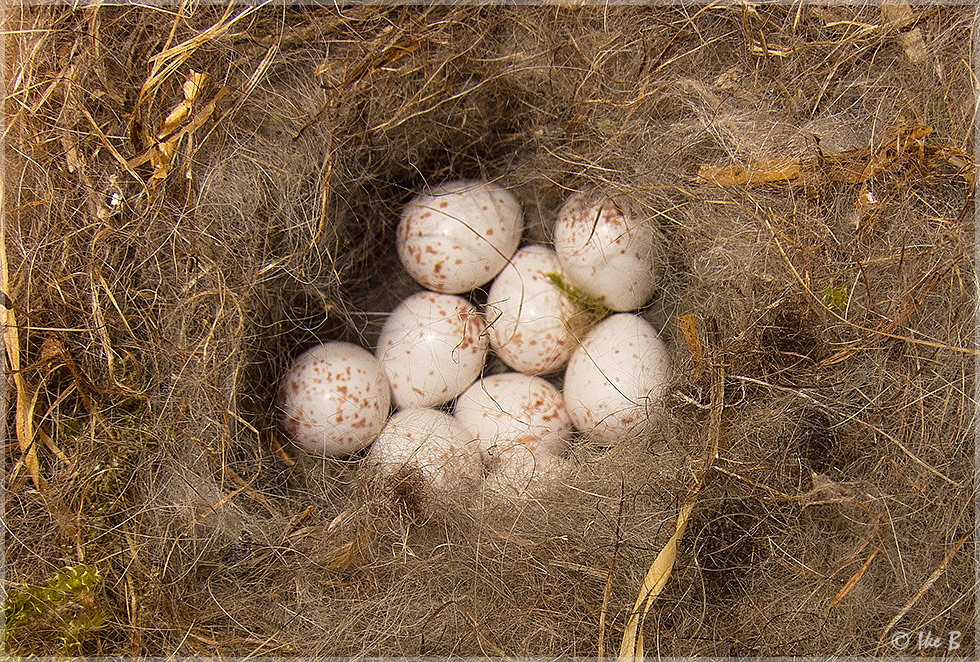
3, 4, 975, 656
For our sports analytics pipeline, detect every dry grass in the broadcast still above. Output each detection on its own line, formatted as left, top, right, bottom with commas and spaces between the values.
3, 3, 975, 656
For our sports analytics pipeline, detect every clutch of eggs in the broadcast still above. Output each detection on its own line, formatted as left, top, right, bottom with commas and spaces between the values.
275, 180, 675, 499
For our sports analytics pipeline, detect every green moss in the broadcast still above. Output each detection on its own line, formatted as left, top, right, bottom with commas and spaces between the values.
3, 565, 104, 654
545, 272, 610, 322
594, 118, 619, 137
821, 285, 849, 312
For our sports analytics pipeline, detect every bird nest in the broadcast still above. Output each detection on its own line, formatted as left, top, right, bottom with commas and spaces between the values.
3, 3, 975, 657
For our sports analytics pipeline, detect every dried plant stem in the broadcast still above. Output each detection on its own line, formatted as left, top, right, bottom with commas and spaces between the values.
1, 211, 41, 489
619, 317, 725, 661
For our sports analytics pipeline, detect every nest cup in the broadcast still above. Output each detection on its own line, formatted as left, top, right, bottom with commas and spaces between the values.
3, 4, 976, 657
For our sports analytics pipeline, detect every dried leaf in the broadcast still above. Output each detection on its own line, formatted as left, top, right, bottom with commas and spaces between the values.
698, 157, 800, 187
323, 529, 371, 570
160, 70, 205, 137
151, 70, 208, 181
699, 121, 932, 188
131, 83, 226, 174
881, 3, 929, 65
858, 122, 932, 182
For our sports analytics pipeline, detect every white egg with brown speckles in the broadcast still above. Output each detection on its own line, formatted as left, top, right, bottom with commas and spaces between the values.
487, 245, 592, 375
277, 342, 391, 457
397, 179, 524, 294
376, 291, 489, 409
453, 372, 571, 457
553, 192, 665, 311
366, 407, 482, 493
563, 313, 671, 443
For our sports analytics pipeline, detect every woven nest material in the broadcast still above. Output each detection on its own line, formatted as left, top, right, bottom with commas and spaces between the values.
3, 4, 975, 657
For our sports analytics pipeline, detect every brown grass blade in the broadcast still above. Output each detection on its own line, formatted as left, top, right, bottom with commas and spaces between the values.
699, 157, 801, 187
1, 190, 41, 488
620, 317, 725, 661
618, 496, 697, 661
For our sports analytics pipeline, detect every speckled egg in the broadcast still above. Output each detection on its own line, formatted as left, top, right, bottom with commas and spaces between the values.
376, 291, 489, 409
453, 372, 571, 457
486, 442, 565, 496
553, 192, 666, 311
366, 407, 483, 493
563, 313, 671, 443
277, 342, 391, 457
486, 245, 592, 375
396, 179, 524, 294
